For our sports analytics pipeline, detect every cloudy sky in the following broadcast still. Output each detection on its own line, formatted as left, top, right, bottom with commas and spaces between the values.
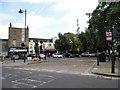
0, 0, 98, 39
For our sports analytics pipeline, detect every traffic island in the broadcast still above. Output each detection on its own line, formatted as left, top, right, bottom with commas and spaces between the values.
27, 57, 49, 65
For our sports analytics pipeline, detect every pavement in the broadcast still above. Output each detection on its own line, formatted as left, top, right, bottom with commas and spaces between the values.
1, 57, 120, 78
91, 57, 120, 78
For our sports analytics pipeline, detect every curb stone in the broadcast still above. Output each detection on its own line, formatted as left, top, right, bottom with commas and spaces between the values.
27, 60, 49, 65
91, 71, 120, 78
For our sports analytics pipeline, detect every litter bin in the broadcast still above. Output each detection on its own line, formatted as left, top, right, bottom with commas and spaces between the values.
98, 52, 106, 62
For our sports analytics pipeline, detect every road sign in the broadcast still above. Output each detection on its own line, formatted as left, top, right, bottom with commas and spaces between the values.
106, 37, 112, 41
106, 31, 112, 41
106, 31, 112, 37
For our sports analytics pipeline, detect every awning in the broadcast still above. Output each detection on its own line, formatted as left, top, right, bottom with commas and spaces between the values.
9, 49, 27, 52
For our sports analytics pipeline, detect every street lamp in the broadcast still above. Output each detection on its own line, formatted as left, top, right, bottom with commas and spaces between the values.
13, 42, 15, 62
18, 9, 27, 63
18, 9, 27, 43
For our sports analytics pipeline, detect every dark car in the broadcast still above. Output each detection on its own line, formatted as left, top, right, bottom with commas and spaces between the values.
11, 55, 19, 60
27, 54, 36, 59
64, 53, 74, 58
72, 53, 79, 57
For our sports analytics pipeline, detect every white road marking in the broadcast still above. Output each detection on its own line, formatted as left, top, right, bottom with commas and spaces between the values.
11, 73, 56, 88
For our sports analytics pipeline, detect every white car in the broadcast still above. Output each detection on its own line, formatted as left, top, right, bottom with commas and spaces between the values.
81, 52, 90, 57
81, 52, 96, 57
52, 53, 63, 58
40, 54, 46, 60
89, 53, 96, 57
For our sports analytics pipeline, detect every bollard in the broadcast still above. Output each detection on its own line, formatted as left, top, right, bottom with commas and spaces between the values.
111, 54, 115, 73
24, 54, 26, 63
97, 56, 99, 66
13, 58, 15, 63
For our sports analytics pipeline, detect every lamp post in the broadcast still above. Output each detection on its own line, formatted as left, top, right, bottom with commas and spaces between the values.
13, 43, 15, 62
19, 9, 27, 43
19, 9, 27, 63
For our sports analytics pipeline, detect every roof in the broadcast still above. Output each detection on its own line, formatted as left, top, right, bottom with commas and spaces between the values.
1, 39, 8, 42
29, 38, 52, 42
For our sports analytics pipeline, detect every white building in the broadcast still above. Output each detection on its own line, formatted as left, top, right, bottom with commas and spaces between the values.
29, 37, 58, 56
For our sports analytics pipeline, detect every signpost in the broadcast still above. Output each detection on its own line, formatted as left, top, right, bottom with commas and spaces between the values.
106, 28, 115, 73
106, 30, 112, 41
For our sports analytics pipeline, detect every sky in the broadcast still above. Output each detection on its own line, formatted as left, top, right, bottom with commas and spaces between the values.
0, 0, 98, 39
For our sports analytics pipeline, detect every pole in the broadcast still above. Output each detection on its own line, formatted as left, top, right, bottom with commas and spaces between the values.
109, 14, 115, 73
111, 28, 115, 73
24, 9, 27, 63
24, 9, 26, 63
13, 43, 15, 63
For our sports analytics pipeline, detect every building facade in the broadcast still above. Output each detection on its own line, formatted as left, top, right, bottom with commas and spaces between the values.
29, 37, 57, 56
8, 23, 29, 48
8, 23, 29, 59
1, 23, 57, 57
0, 39, 2, 55
0, 39, 8, 56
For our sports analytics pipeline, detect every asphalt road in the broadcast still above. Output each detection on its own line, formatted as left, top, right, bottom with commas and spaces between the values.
2, 67, 118, 88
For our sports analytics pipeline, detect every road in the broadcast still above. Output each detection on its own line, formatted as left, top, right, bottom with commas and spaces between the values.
1, 57, 119, 89
8, 57, 97, 75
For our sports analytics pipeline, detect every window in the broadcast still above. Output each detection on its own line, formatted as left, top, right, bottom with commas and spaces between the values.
12, 31, 17, 39
48, 43, 51, 46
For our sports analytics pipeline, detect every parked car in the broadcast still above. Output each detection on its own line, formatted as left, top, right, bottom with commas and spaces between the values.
27, 54, 36, 59
81, 52, 96, 57
40, 54, 46, 60
89, 53, 96, 57
64, 53, 74, 58
12, 55, 19, 60
72, 53, 80, 57
81, 52, 90, 57
52, 53, 63, 58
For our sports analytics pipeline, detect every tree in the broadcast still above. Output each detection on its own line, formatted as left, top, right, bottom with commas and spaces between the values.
84, 2, 120, 52
64, 32, 81, 52
34, 40, 39, 57
55, 33, 71, 53
54, 32, 81, 53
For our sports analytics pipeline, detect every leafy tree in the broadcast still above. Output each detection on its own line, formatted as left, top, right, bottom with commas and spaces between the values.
34, 40, 39, 57
83, 2, 120, 52
64, 32, 81, 52
55, 32, 81, 53
54, 33, 71, 53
